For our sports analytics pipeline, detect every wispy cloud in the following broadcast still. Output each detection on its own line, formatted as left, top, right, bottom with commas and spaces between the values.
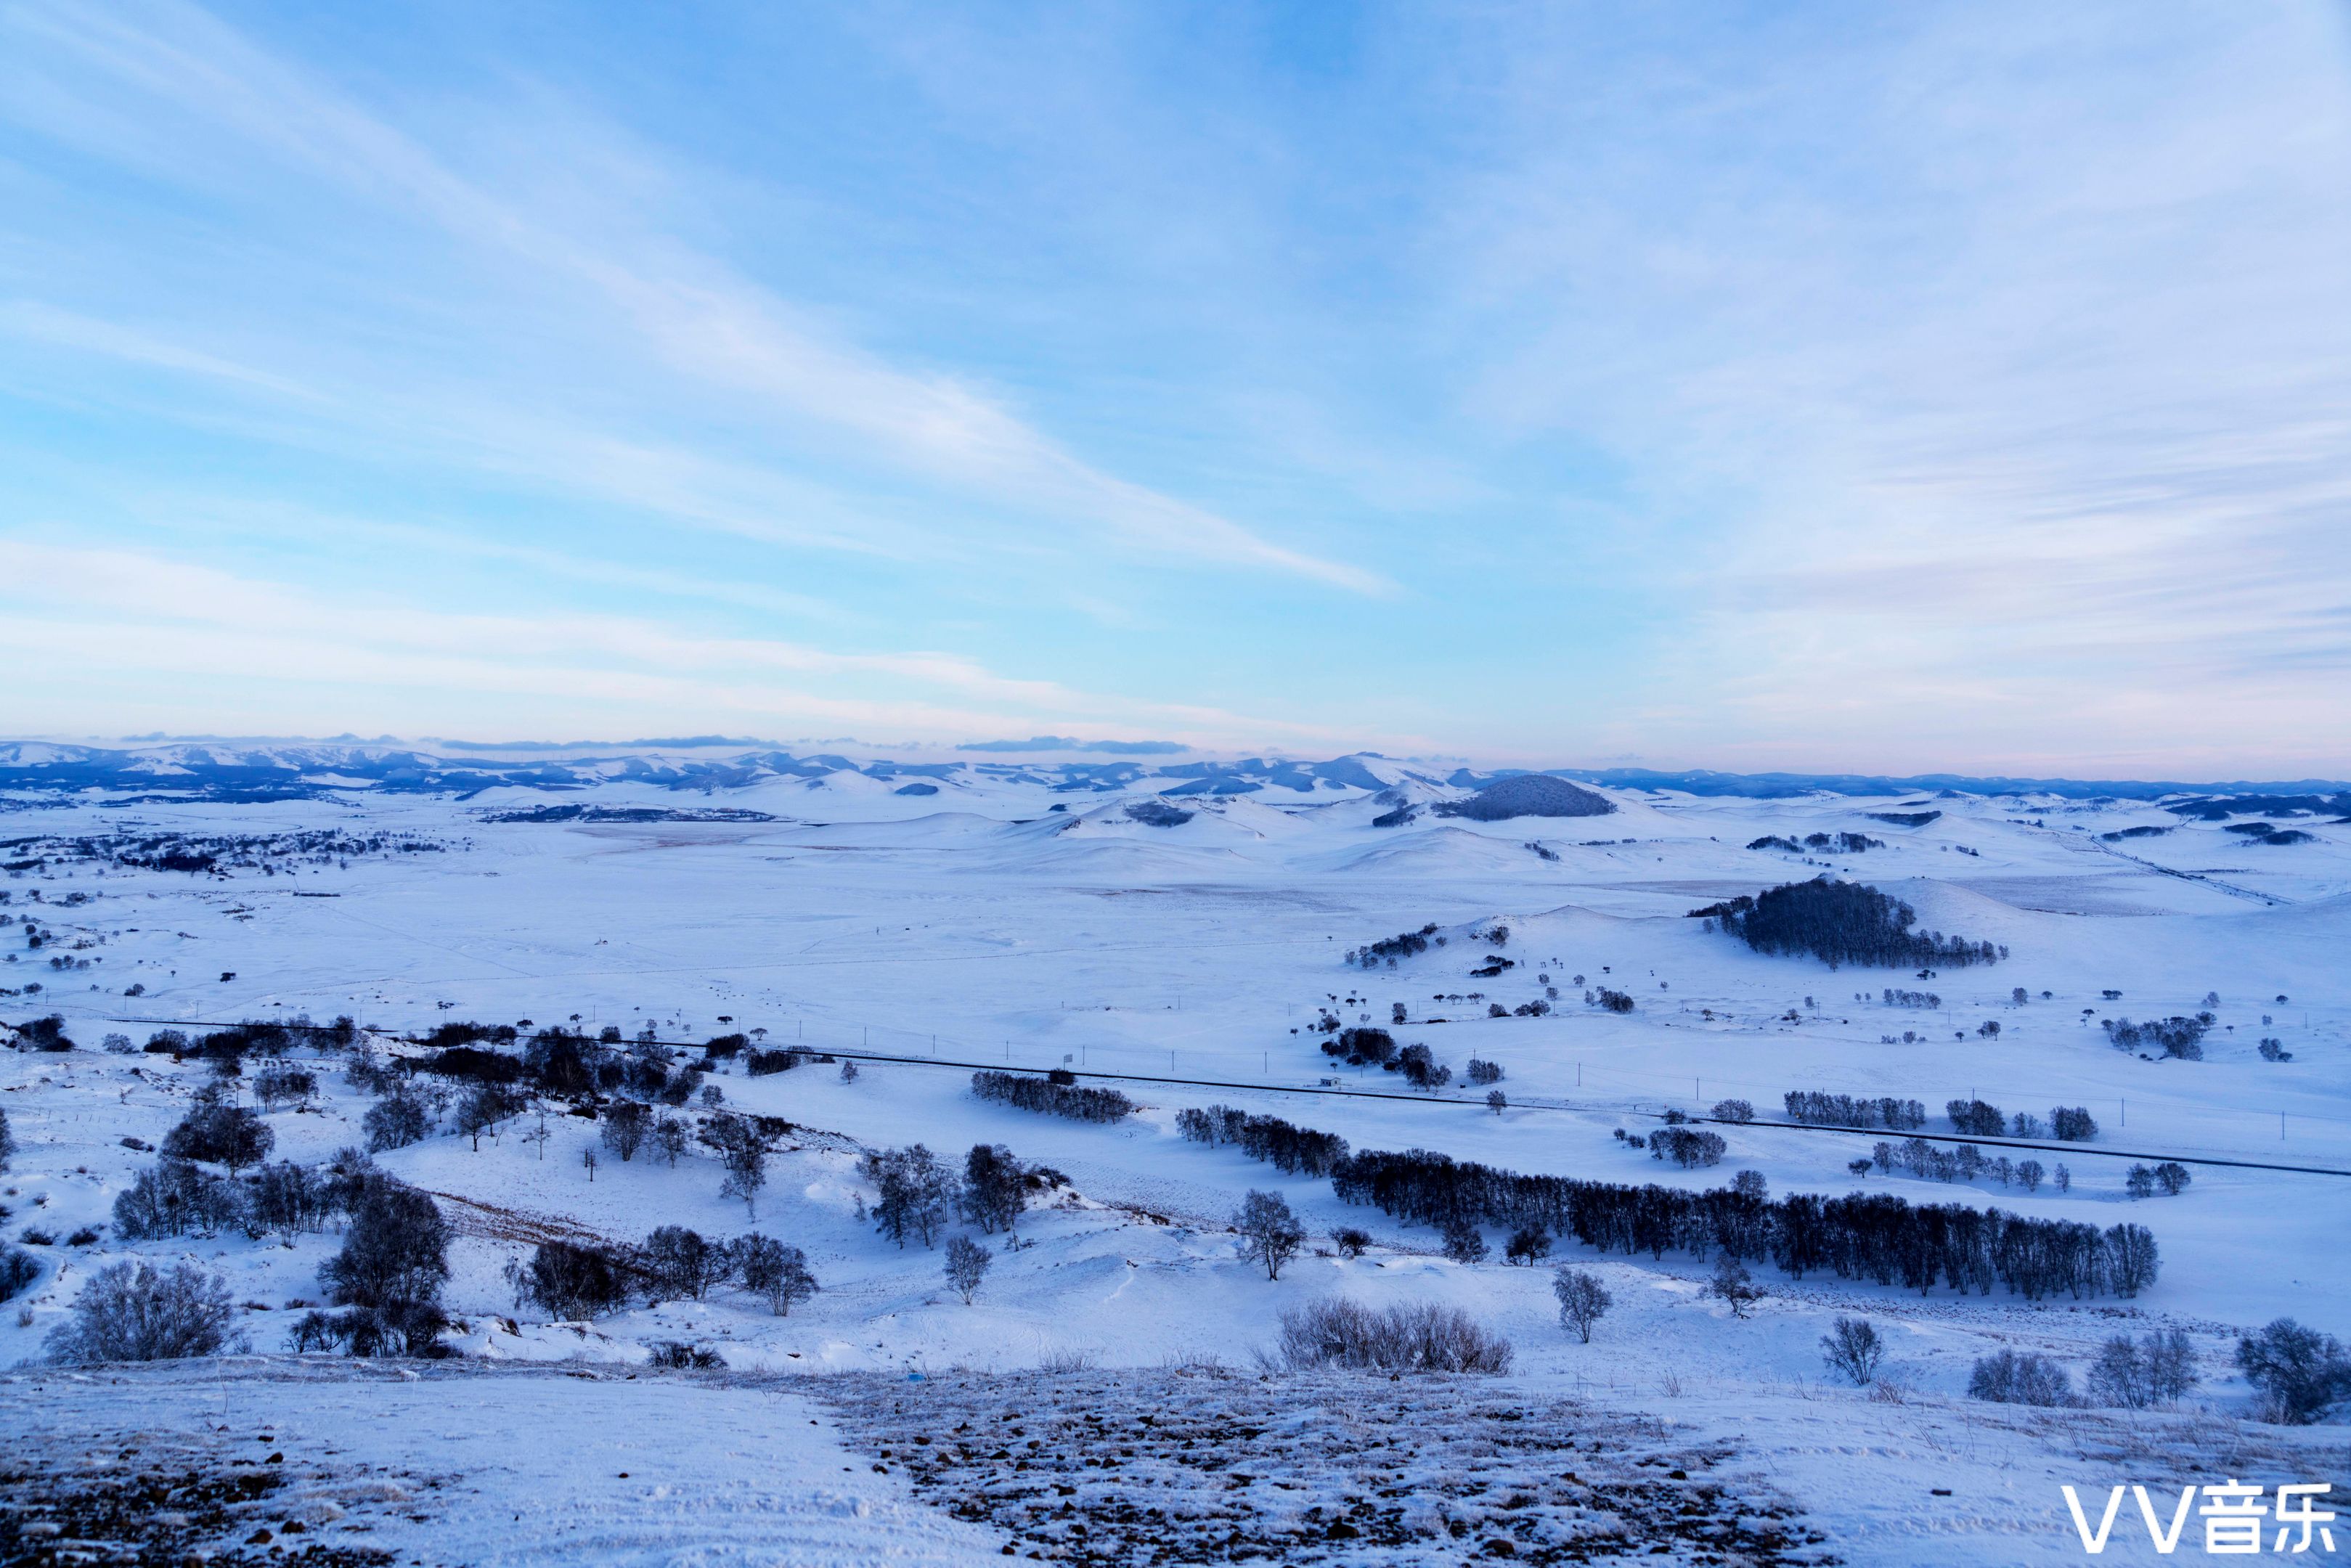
2, 0, 1382, 594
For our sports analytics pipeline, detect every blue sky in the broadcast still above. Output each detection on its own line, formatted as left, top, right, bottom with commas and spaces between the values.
3, 2, 2347, 774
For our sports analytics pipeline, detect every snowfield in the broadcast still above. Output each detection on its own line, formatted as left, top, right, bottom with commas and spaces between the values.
3, 745, 2348, 1564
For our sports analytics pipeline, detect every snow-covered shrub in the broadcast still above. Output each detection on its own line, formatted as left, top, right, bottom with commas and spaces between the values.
1277, 1298, 1513, 1374
47, 1261, 241, 1363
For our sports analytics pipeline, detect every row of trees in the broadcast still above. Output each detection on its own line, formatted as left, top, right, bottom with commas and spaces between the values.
510, 1228, 818, 1319
1346, 924, 1438, 968
1328, 1148, 2159, 1300
969, 1069, 1136, 1122
1174, 1105, 1350, 1177
1783, 1091, 1926, 1130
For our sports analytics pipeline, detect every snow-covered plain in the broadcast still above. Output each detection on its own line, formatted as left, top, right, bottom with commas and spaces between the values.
4, 747, 2348, 1564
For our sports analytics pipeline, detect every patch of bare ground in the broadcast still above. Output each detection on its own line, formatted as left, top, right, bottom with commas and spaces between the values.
0, 1427, 414, 1568
816, 1367, 1835, 1565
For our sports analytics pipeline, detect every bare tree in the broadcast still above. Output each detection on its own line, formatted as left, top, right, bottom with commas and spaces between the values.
1552, 1267, 1611, 1344
1710, 1255, 1762, 1318
1234, 1190, 1304, 1281
945, 1235, 993, 1304
1820, 1316, 1885, 1385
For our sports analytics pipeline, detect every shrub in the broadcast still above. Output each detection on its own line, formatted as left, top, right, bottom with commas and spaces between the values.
1331, 1227, 1370, 1259
1592, 988, 1635, 1013
1276, 1298, 1513, 1374
1968, 1348, 2074, 1406
1946, 1099, 2004, 1138
1650, 1127, 1725, 1169
320, 1181, 449, 1311
641, 1225, 726, 1300
113, 1157, 241, 1239
733, 1236, 817, 1315
1441, 1217, 1489, 1265
514, 1240, 633, 1319
2087, 1329, 2198, 1409
251, 1066, 317, 1109
2049, 1106, 2098, 1141
364, 1089, 432, 1152
0, 1247, 38, 1303
46, 1261, 241, 1363
1464, 1058, 1504, 1087
648, 1342, 726, 1371
1552, 1267, 1611, 1344
2236, 1319, 2351, 1424
162, 1103, 275, 1174
289, 1300, 449, 1358
1709, 1099, 1754, 1124
1504, 1225, 1552, 1265
1710, 1255, 1761, 1318
1820, 1316, 1886, 1385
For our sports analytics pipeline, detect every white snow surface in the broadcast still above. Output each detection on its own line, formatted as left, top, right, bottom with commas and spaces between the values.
4, 762, 2350, 1563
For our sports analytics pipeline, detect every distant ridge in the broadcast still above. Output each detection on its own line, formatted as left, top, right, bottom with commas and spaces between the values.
0, 740, 2339, 806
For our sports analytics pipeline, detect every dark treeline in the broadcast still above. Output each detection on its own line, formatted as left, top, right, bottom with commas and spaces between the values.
970, 1069, 1135, 1122
1690, 878, 2006, 969
1783, 1091, 1926, 1130
1329, 1148, 2157, 1300
1176, 1105, 1350, 1177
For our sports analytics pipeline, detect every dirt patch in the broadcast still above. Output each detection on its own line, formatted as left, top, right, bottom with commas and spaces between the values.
816, 1366, 1834, 1565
